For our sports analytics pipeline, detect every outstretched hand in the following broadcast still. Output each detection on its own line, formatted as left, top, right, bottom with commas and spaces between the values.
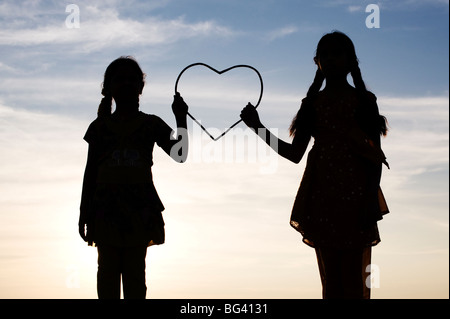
240, 103, 262, 130
172, 92, 188, 118
78, 221, 88, 242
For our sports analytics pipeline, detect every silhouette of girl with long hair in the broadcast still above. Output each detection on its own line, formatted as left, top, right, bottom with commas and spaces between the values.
241, 31, 389, 299
79, 56, 189, 299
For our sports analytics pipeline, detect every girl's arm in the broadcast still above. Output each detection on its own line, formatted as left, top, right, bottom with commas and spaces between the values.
79, 145, 98, 243
240, 103, 310, 164
159, 93, 189, 163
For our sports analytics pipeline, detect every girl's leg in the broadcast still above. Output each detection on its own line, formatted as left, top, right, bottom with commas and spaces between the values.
340, 246, 372, 299
97, 245, 121, 299
122, 245, 148, 299
315, 247, 343, 299
315, 246, 372, 299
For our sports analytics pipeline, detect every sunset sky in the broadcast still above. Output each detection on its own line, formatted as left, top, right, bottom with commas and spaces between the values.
0, 0, 448, 299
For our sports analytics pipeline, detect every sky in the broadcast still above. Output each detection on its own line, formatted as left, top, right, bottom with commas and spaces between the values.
0, 0, 448, 299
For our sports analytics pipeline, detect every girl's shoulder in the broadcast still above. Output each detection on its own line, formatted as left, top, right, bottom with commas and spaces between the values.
84, 117, 105, 144
139, 112, 173, 135
140, 111, 161, 120
360, 90, 377, 103
85, 115, 108, 133
139, 112, 168, 127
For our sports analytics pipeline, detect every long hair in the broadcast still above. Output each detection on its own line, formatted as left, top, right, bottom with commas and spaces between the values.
289, 31, 388, 138
97, 56, 146, 117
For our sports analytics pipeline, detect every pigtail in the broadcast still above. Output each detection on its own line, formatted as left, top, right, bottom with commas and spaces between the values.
350, 64, 367, 92
289, 69, 323, 137
350, 63, 388, 137
306, 68, 325, 97
97, 87, 112, 118
98, 95, 112, 118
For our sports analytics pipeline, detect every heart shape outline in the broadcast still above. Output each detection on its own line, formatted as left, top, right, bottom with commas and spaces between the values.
175, 63, 263, 141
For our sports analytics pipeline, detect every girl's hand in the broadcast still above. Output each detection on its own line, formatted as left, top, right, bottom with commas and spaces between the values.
172, 92, 188, 118
240, 103, 262, 130
78, 220, 88, 242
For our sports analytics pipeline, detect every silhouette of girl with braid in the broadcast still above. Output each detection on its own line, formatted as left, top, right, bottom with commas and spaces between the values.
79, 56, 188, 299
241, 32, 389, 299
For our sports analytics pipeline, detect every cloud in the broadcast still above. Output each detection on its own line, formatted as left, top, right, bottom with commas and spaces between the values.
401, 0, 449, 7
0, 76, 100, 115
0, 62, 19, 74
0, 3, 236, 54
318, 0, 448, 14
376, 95, 448, 212
378, 95, 449, 168
266, 25, 299, 41
378, 96, 449, 133
0, 103, 86, 182
347, 5, 363, 12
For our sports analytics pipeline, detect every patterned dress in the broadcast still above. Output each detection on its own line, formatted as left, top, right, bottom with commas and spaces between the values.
83, 112, 174, 247
290, 91, 387, 249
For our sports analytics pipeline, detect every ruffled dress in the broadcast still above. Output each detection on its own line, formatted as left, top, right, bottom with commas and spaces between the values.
290, 92, 389, 249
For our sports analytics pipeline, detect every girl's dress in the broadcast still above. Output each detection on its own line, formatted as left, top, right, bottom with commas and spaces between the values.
290, 91, 389, 249
83, 112, 173, 247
